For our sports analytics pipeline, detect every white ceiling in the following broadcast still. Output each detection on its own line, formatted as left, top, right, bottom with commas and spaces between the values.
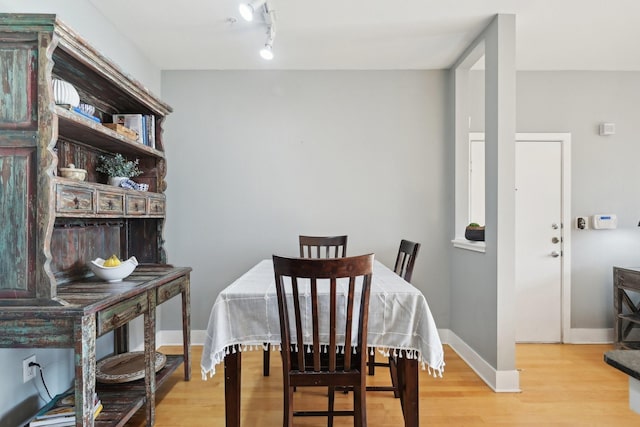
89, 0, 640, 71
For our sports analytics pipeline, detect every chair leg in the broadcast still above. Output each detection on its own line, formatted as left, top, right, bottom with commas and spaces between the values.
353, 385, 366, 427
263, 343, 270, 376
389, 356, 400, 398
367, 352, 376, 376
283, 384, 293, 427
328, 386, 335, 427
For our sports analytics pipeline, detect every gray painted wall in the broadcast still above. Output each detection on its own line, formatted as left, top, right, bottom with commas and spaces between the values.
160, 70, 452, 332
464, 71, 640, 329
469, 70, 640, 331
517, 71, 640, 328
0, 2, 161, 425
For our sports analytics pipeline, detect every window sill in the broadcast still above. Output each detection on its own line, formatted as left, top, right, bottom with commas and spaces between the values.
452, 238, 486, 253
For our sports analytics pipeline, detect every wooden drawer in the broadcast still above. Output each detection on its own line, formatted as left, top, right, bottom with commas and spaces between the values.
148, 196, 165, 216
157, 277, 187, 304
97, 293, 148, 335
97, 190, 125, 215
126, 195, 147, 215
56, 184, 94, 213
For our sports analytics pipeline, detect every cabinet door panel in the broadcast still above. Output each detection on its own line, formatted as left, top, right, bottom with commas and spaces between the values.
0, 39, 37, 130
0, 147, 36, 297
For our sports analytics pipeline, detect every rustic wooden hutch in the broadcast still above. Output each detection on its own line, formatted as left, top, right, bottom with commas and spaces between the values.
0, 14, 191, 427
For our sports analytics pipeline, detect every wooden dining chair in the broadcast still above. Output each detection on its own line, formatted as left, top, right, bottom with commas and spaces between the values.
392, 239, 421, 284
299, 235, 348, 258
263, 235, 348, 376
367, 239, 421, 398
272, 254, 373, 427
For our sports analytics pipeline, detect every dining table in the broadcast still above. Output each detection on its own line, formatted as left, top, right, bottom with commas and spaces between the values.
201, 258, 445, 427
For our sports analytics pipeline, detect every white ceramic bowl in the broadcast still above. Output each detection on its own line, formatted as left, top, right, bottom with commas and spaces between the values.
89, 256, 138, 282
52, 79, 80, 107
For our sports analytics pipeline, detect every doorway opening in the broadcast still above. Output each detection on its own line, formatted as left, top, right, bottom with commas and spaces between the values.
469, 132, 572, 342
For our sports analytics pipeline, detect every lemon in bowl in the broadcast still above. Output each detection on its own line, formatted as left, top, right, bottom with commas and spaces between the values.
90, 255, 138, 282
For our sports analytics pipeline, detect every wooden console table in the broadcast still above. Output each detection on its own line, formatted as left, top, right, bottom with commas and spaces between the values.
613, 266, 640, 349
0, 265, 191, 427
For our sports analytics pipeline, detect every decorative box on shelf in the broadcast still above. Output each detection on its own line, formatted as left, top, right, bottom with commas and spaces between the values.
103, 123, 139, 140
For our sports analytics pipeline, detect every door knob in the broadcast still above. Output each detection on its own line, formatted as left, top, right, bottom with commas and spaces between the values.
551, 237, 560, 244
551, 251, 561, 258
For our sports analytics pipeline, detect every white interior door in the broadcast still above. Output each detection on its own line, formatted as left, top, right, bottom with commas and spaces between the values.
515, 139, 563, 342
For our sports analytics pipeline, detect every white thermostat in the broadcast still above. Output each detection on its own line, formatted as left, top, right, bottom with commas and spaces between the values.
592, 214, 617, 229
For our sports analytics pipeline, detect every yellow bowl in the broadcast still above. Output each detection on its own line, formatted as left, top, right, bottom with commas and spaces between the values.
89, 256, 138, 282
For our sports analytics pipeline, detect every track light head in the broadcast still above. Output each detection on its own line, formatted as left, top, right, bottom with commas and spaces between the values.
260, 44, 273, 60
238, 0, 266, 22
260, 24, 276, 60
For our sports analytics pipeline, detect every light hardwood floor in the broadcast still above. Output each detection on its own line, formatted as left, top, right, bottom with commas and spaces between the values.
126, 344, 638, 426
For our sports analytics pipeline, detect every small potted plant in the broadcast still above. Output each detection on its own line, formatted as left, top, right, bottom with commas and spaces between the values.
97, 153, 142, 186
465, 222, 485, 241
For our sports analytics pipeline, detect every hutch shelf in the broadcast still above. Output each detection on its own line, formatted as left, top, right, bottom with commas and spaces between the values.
0, 14, 191, 427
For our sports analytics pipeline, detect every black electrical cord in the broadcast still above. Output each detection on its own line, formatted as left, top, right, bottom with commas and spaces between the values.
29, 362, 52, 400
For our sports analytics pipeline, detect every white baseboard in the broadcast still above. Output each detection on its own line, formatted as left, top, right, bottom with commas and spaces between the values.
440, 329, 521, 392
564, 328, 612, 344
156, 329, 207, 347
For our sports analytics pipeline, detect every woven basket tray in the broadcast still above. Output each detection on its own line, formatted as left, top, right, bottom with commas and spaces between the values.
96, 351, 166, 384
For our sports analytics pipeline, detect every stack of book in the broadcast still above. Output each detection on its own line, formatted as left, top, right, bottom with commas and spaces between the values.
28, 391, 102, 426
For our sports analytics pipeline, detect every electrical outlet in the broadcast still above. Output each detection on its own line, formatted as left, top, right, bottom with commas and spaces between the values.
23, 355, 36, 383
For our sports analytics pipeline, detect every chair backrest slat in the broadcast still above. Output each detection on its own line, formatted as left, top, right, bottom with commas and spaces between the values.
343, 276, 357, 370
329, 277, 337, 372
291, 276, 305, 370
311, 278, 320, 371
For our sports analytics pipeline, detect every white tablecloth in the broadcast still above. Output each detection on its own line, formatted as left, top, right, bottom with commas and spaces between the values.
201, 259, 445, 378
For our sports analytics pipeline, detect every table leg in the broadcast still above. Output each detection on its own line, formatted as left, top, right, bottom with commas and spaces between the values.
74, 315, 96, 427
182, 278, 192, 380
225, 347, 242, 427
144, 291, 157, 427
396, 354, 419, 427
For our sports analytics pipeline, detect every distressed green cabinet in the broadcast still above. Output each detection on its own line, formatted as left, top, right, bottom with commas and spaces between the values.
0, 14, 191, 427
